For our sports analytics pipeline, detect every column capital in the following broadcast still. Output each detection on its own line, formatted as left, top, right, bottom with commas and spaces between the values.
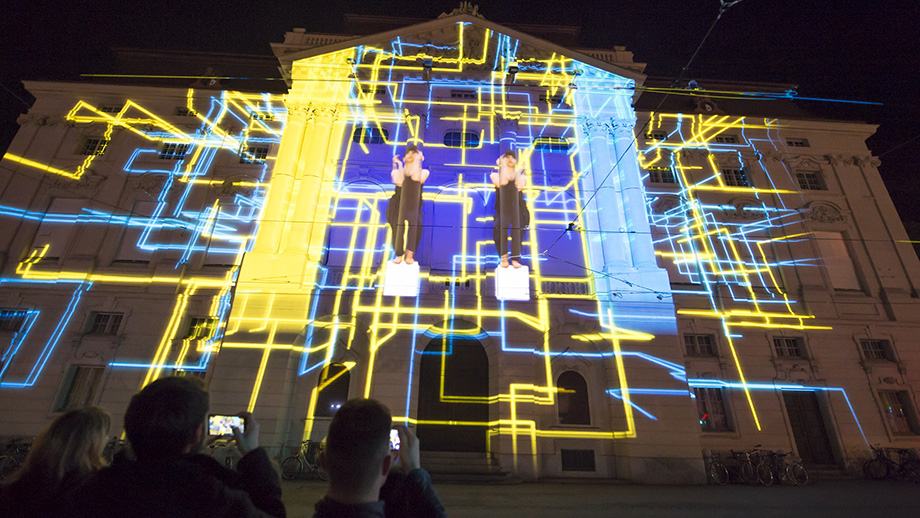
607, 117, 637, 139
581, 117, 609, 138
495, 114, 521, 133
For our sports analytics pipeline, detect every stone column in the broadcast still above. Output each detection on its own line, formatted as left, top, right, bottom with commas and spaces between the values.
252, 104, 313, 254
583, 117, 631, 270
609, 117, 657, 269
284, 103, 338, 254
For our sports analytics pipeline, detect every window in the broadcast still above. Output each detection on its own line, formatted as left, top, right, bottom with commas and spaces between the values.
31, 197, 84, 261
0, 309, 29, 332
99, 105, 123, 114
88, 312, 123, 335
361, 85, 384, 95
450, 89, 476, 99
239, 145, 269, 164
249, 111, 275, 121
861, 339, 894, 361
684, 334, 717, 357
313, 363, 351, 418
557, 371, 590, 425
693, 387, 731, 431
786, 138, 810, 147
159, 143, 190, 160
646, 131, 667, 141
351, 126, 389, 144
80, 137, 108, 156
796, 171, 826, 191
443, 131, 480, 148
713, 134, 738, 144
878, 391, 918, 435
773, 337, 805, 358
184, 317, 216, 340
721, 168, 750, 187
55, 365, 105, 411
813, 231, 861, 290
648, 166, 677, 184
175, 107, 198, 117
533, 137, 571, 153
539, 93, 565, 104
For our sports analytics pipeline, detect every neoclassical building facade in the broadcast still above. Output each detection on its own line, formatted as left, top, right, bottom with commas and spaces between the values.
1, 10, 918, 483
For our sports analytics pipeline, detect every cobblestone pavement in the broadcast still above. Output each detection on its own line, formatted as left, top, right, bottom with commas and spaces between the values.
282, 478, 920, 518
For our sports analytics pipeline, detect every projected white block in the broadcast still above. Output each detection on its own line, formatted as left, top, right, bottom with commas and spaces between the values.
494, 265, 530, 301
382, 260, 421, 297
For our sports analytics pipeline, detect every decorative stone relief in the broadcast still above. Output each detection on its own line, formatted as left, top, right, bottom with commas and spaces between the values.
774, 361, 815, 383
804, 201, 846, 224
219, 175, 259, 199
438, 2, 485, 19
495, 115, 520, 134
651, 195, 681, 215
788, 156, 823, 171
723, 197, 764, 220
49, 169, 106, 192
581, 118, 608, 138
607, 117, 637, 139
132, 173, 169, 198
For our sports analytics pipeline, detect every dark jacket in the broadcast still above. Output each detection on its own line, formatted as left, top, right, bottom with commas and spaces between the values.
68, 448, 285, 517
0, 470, 88, 518
314, 468, 446, 518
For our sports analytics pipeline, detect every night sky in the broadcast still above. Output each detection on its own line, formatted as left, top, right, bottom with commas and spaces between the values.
2, 1, 917, 228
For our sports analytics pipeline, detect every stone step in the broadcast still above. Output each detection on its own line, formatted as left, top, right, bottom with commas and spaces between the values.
421, 451, 502, 475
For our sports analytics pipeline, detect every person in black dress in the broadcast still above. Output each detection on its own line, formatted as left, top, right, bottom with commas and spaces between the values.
491, 149, 528, 268
389, 145, 429, 265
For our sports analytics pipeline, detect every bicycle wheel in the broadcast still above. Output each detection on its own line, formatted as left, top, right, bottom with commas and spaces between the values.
281, 456, 303, 481
708, 462, 729, 485
738, 460, 758, 485
863, 458, 889, 480
316, 466, 329, 481
0, 455, 20, 480
787, 463, 809, 486
756, 462, 774, 486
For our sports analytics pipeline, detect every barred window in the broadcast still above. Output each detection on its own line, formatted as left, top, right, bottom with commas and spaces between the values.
714, 134, 738, 144
773, 337, 805, 358
861, 339, 894, 361
539, 93, 565, 104
450, 90, 476, 99
693, 387, 731, 432
240, 145, 269, 164
786, 138, 810, 147
443, 131, 479, 148
796, 172, 826, 191
175, 107, 198, 117
80, 137, 108, 156
721, 168, 750, 187
351, 126, 389, 144
249, 112, 275, 121
361, 85, 384, 95
0, 309, 29, 332
646, 131, 667, 141
533, 137, 571, 153
159, 143, 190, 160
648, 166, 677, 184
878, 391, 919, 435
88, 312, 123, 335
184, 317, 217, 340
684, 334, 717, 356
99, 105, 123, 114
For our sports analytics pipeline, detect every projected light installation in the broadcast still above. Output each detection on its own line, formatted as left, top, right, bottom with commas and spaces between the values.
0, 19, 870, 469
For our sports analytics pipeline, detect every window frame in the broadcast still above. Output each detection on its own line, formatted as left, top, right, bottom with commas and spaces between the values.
87, 312, 124, 336
786, 138, 810, 148
0, 308, 30, 332
533, 137, 571, 153
79, 137, 108, 156
443, 131, 480, 149
684, 334, 718, 357
647, 166, 677, 184
796, 171, 826, 191
158, 142, 190, 160
713, 134, 738, 144
693, 387, 732, 432
54, 365, 105, 412
878, 390, 919, 435
556, 370, 591, 426
351, 126, 389, 145
239, 145, 270, 164
772, 336, 806, 359
721, 167, 750, 187
860, 339, 894, 362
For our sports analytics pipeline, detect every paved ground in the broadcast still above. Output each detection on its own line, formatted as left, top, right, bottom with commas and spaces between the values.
282, 478, 920, 517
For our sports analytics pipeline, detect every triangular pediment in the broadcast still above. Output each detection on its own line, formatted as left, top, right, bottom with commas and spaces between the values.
278, 14, 644, 86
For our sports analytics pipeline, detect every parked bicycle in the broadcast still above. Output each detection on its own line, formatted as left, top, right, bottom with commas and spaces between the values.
0, 438, 31, 480
707, 446, 808, 486
864, 444, 920, 483
707, 450, 756, 485
281, 440, 328, 481
768, 449, 809, 486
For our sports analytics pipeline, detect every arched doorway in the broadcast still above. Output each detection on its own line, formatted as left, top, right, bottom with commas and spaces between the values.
416, 336, 489, 452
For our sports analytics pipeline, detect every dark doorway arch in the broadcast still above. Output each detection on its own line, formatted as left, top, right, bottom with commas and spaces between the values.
416, 336, 489, 452
313, 363, 351, 418
557, 370, 590, 425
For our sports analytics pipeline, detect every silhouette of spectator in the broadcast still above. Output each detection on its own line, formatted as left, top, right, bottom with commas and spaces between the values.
314, 398, 446, 517
69, 376, 285, 517
0, 407, 110, 518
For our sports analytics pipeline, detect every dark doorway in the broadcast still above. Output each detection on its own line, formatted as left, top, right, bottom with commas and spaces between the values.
783, 391, 837, 466
416, 337, 489, 452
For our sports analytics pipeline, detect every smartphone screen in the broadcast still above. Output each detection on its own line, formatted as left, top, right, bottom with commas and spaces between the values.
208, 415, 244, 436
389, 428, 400, 451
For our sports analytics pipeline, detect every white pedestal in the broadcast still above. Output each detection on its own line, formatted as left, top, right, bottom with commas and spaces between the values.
382, 260, 420, 297
494, 265, 530, 301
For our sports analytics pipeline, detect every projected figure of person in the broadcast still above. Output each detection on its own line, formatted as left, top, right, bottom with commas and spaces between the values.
491, 149, 529, 268
389, 145, 429, 265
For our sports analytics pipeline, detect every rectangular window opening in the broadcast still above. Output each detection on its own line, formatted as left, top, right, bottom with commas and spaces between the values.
879, 391, 919, 435
88, 312, 123, 335
861, 339, 893, 361
684, 334, 717, 356
158, 143, 190, 160
55, 365, 105, 412
721, 168, 750, 187
773, 337, 805, 358
0, 309, 29, 332
560, 449, 596, 471
240, 145, 269, 164
693, 387, 731, 432
796, 172, 826, 191
648, 166, 677, 184
450, 89, 476, 99
786, 138, 810, 147
80, 137, 108, 156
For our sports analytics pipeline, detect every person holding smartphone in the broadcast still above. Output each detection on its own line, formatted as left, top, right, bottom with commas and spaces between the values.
314, 398, 445, 518
68, 377, 285, 517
